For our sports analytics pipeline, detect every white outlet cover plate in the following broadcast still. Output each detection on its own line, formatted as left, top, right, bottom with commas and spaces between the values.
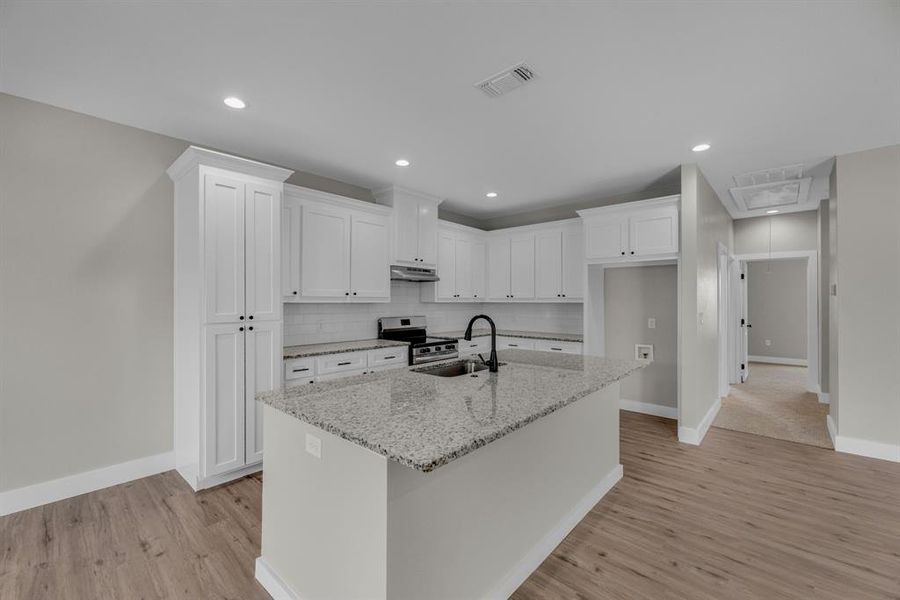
305, 433, 322, 459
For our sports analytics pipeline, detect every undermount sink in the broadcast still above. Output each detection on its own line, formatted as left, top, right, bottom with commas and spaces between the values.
412, 359, 493, 378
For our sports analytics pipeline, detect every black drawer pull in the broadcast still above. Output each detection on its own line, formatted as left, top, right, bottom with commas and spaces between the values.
292, 367, 310, 373
337, 361, 352, 366
509, 344, 518, 347
551, 347, 562, 351
383, 355, 396, 360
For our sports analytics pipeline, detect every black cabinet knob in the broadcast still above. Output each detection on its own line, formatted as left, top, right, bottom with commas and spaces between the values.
239, 315, 244, 320
345, 292, 349, 296
248, 315, 253, 320
248, 326, 254, 331
352, 292, 357, 296
621, 251, 625, 256
630, 251, 635, 255
239, 326, 244, 332
292, 291, 298, 295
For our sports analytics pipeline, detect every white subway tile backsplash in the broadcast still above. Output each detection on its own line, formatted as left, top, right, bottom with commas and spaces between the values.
283, 281, 583, 346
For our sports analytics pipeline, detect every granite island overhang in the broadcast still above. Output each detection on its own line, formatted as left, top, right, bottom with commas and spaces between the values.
255, 350, 645, 599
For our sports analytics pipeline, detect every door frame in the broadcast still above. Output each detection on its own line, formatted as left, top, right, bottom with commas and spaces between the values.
716, 242, 732, 398
731, 250, 819, 393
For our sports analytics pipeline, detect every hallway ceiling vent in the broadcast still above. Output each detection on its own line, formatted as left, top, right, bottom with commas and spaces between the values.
475, 62, 538, 97
729, 164, 812, 212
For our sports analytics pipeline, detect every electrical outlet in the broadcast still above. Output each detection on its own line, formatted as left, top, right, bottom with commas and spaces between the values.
648, 318, 656, 329
765, 339, 771, 347
305, 433, 322, 459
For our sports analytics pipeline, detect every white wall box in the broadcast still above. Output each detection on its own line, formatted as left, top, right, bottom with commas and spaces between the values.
421, 221, 487, 302
168, 146, 292, 491
374, 186, 442, 268
578, 196, 680, 263
283, 185, 391, 303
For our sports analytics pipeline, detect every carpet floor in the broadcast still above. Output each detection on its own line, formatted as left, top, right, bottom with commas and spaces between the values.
713, 362, 832, 449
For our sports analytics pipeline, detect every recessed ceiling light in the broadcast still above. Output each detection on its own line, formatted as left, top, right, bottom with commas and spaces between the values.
223, 96, 246, 109
692, 143, 711, 152
486, 192, 498, 198
766, 209, 780, 214
395, 159, 410, 167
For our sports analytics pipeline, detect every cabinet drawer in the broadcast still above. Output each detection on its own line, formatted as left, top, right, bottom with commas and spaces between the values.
533, 340, 583, 354
284, 357, 316, 381
317, 368, 367, 381
459, 338, 491, 355
368, 346, 408, 368
497, 337, 535, 350
316, 351, 369, 375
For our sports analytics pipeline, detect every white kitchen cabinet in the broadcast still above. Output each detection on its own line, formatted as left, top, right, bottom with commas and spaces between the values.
471, 239, 486, 300
300, 202, 351, 298
169, 146, 291, 491
245, 320, 281, 466
284, 356, 316, 383
561, 226, 584, 299
459, 337, 492, 356
281, 196, 302, 300
349, 213, 391, 300
423, 222, 485, 302
509, 234, 536, 300
487, 235, 511, 300
534, 225, 583, 301
435, 231, 456, 300
497, 336, 535, 350
316, 351, 369, 375
579, 196, 680, 263
374, 186, 442, 268
534, 339, 583, 354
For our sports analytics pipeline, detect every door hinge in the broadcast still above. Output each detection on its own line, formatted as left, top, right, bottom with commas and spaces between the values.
741, 318, 745, 326
740, 273, 745, 280
741, 363, 745, 370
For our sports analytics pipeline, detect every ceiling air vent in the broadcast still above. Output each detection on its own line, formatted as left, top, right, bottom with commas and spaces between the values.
729, 164, 812, 213
475, 63, 537, 97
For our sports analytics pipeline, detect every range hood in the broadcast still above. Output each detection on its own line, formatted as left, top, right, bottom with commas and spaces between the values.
390, 265, 440, 282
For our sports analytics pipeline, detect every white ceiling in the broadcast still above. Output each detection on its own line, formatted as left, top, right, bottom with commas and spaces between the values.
2, 1, 898, 220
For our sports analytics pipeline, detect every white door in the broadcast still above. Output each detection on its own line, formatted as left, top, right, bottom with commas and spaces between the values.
281, 197, 302, 299
455, 236, 474, 300
203, 174, 245, 323
629, 207, 679, 257
561, 225, 584, 299
436, 232, 456, 300
534, 230, 562, 299
349, 213, 390, 300
417, 200, 438, 267
244, 183, 281, 322
509, 234, 536, 300
584, 217, 627, 260
471, 239, 486, 301
392, 195, 420, 265
300, 203, 351, 298
245, 320, 281, 465
487, 236, 511, 300
203, 324, 246, 477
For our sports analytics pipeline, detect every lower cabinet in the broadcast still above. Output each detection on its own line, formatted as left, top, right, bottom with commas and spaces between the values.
284, 347, 407, 384
202, 321, 281, 482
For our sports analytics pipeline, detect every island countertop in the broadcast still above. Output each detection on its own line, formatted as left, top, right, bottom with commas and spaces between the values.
258, 350, 645, 472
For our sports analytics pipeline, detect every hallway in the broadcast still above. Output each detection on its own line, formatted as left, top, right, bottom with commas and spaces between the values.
714, 362, 832, 448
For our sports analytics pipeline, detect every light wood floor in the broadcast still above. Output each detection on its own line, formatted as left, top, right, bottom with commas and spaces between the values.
2, 412, 899, 599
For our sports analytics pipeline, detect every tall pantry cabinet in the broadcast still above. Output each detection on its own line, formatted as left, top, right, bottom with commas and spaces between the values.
167, 147, 292, 491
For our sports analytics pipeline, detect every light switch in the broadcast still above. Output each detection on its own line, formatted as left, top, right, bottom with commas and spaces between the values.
305, 433, 322, 459
648, 318, 656, 329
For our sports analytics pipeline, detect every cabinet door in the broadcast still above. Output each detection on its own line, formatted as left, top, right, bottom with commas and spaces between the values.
487, 236, 511, 300
561, 225, 584, 299
350, 212, 390, 300
245, 183, 281, 322
281, 197, 301, 299
454, 236, 473, 300
245, 321, 281, 465
629, 207, 679, 256
392, 195, 419, 265
534, 230, 562, 299
509, 234, 536, 299
471, 239, 486, 300
417, 200, 438, 267
203, 174, 245, 323
436, 231, 456, 300
203, 324, 246, 477
584, 217, 627, 260
300, 202, 351, 298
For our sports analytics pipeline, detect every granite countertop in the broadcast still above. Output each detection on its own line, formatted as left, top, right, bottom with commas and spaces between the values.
258, 350, 644, 472
283, 339, 408, 359
434, 329, 584, 343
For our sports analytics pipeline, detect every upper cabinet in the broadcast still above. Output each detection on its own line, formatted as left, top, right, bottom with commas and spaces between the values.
374, 186, 442, 268
578, 196, 679, 262
423, 222, 484, 302
534, 224, 584, 300
282, 185, 391, 303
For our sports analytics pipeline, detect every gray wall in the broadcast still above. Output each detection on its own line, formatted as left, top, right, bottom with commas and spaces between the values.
818, 198, 830, 393
678, 164, 733, 431
604, 266, 677, 408
747, 259, 807, 360
733, 211, 818, 254
0, 93, 400, 492
833, 144, 900, 448
828, 171, 839, 423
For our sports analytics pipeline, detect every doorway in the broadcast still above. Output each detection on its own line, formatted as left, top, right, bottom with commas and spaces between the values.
715, 252, 831, 448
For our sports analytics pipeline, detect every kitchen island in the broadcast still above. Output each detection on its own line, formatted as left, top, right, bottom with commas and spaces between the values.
255, 350, 644, 600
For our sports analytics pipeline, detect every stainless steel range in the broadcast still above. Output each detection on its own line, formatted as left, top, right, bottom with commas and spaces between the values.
377, 316, 458, 365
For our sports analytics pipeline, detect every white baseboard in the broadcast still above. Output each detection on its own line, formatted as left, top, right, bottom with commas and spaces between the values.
178, 461, 263, 492
486, 463, 624, 600
826, 414, 837, 447
678, 398, 722, 446
817, 392, 831, 404
255, 556, 299, 600
0, 451, 174, 517
620, 399, 677, 419
828, 416, 900, 462
749, 355, 808, 367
